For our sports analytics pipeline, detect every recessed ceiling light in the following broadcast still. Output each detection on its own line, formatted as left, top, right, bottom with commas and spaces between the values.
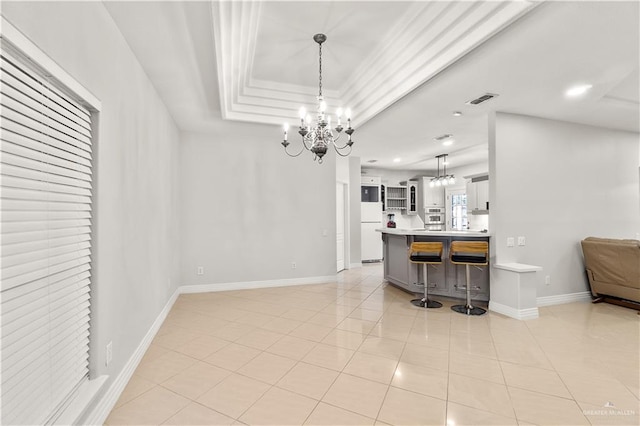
565, 84, 593, 97
442, 139, 454, 146
367, 159, 378, 163
453, 111, 462, 117
434, 134, 453, 141
393, 158, 401, 163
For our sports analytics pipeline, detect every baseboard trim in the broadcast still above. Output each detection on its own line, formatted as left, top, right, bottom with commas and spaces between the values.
537, 291, 592, 307
82, 288, 180, 426
180, 275, 337, 294
489, 301, 539, 320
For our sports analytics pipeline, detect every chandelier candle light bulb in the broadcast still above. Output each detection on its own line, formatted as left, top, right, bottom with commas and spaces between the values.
281, 34, 355, 163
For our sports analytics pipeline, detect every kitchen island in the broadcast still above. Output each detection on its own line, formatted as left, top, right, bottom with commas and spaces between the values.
377, 228, 491, 302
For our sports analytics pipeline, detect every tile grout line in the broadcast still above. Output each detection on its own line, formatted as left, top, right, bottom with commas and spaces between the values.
371, 282, 411, 424
230, 271, 382, 425
523, 308, 600, 425
300, 273, 385, 425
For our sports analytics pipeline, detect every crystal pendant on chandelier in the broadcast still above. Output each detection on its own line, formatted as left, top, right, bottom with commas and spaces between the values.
281, 34, 354, 163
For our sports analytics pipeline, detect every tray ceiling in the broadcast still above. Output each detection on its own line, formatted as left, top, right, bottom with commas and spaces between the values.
212, 0, 537, 126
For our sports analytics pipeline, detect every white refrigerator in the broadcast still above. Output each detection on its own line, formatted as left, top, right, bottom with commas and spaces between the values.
361, 202, 383, 262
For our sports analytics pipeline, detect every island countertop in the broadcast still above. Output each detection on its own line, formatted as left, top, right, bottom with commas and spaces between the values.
376, 228, 491, 237
377, 229, 490, 302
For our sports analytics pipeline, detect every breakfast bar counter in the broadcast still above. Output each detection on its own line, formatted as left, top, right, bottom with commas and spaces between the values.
376, 228, 491, 301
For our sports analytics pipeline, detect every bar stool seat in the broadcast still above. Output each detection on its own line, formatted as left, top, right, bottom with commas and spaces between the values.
450, 241, 489, 316
409, 242, 443, 309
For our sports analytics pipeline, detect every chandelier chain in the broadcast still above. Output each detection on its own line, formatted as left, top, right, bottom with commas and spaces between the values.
318, 42, 322, 97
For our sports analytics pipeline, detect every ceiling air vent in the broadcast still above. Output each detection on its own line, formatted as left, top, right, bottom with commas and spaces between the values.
466, 93, 499, 105
367, 159, 378, 163
433, 134, 453, 142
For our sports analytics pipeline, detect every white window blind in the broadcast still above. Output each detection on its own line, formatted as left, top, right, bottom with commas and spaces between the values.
1, 48, 94, 425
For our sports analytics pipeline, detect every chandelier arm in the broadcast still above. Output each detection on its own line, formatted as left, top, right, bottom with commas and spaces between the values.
333, 139, 354, 151
333, 143, 352, 157
283, 143, 306, 157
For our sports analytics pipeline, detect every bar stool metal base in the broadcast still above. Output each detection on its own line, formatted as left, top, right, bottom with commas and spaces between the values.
451, 262, 486, 316
411, 298, 443, 309
451, 304, 486, 315
411, 261, 442, 309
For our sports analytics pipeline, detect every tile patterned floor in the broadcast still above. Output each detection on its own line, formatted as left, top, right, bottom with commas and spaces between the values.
106, 264, 640, 425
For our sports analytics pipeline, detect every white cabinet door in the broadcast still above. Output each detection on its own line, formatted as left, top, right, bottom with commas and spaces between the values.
406, 180, 418, 215
476, 180, 489, 211
466, 178, 489, 211
425, 185, 445, 207
361, 222, 383, 261
466, 180, 478, 211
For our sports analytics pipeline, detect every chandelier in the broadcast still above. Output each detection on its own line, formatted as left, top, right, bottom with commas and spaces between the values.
430, 154, 456, 187
281, 34, 354, 164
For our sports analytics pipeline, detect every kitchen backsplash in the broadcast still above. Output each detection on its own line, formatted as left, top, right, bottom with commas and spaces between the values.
468, 214, 489, 231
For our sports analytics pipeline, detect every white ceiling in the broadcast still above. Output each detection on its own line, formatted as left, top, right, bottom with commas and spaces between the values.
105, 1, 639, 173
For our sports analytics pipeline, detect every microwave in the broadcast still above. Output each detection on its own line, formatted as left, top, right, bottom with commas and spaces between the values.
361, 176, 381, 203
426, 214, 444, 224
361, 185, 380, 202
425, 207, 445, 214
425, 206, 445, 224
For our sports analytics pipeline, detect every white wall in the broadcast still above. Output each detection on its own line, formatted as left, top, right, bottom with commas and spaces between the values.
179, 123, 337, 285
336, 155, 362, 267
349, 157, 362, 265
1, 0, 181, 400
490, 112, 640, 298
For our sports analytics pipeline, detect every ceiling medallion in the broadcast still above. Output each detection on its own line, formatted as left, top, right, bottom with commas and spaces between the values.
281, 34, 354, 164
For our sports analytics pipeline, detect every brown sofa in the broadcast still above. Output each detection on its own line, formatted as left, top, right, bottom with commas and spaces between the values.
581, 237, 640, 306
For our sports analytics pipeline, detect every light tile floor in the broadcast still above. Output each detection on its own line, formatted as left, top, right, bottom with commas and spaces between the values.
106, 264, 640, 425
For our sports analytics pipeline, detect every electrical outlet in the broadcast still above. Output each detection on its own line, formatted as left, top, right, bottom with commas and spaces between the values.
545, 275, 551, 286
197, 266, 204, 275
291, 262, 297, 269
106, 341, 113, 366
322, 229, 328, 237
517, 236, 526, 246
506, 237, 515, 247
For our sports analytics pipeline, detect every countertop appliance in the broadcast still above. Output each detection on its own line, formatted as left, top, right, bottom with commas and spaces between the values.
361, 201, 383, 262
386, 213, 396, 228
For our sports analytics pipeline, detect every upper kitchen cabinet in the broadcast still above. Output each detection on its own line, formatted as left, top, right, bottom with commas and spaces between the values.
418, 177, 444, 207
467, 175, 489, 214
385, 185, 407, 211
